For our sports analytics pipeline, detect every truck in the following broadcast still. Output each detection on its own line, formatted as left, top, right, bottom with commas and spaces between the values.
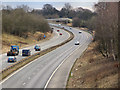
7, 45, 19, 56
22, 49, 31, 56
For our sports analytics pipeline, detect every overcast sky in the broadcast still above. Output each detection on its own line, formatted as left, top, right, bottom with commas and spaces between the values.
1, 0, 99, 11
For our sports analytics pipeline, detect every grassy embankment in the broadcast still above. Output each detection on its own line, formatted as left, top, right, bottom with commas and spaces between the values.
2, 8, 53, 53
2, 32, 52, 53
67, 41, 119, 88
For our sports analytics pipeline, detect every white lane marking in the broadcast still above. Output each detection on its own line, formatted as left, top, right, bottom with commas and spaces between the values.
1, 25, 91, 88
0, 58, 38, 85
0, 42, 61, 85
1, 27, 61, 70
44, 44, 81, 89
44, 31, 91, 89
0, 26, 71, 85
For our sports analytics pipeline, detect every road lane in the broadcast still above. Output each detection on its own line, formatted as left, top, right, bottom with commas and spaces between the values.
47, 30, 92, 88
2, 24, 92, 88
1, 27, 70, 70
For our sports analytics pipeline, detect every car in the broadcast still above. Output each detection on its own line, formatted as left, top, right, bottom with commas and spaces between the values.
22, 49, 31, 56
59, 33, 62, 35
70, 27, 72, 29
8, 56, 17, 63
79, 31, 82, 33
75, 41, 80, 45
34, 45, 41, 51
59, 24, 61, 26
62, 27, 64, 29
57, 30, 60, 32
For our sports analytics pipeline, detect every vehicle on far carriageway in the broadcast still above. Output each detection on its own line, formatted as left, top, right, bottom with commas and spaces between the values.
22, 49, 31, 56
59, 33, 62, 35
8, 56, 17, 63
69, 27, 72, 29
34, 45, 41, 51
57, 30, 60, 32
7, 45, 19, 56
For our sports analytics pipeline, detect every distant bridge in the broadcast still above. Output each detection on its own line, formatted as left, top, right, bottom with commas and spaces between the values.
47, 18, 72, 24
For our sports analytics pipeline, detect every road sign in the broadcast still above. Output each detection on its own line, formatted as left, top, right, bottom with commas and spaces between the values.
44, 34, 46, 38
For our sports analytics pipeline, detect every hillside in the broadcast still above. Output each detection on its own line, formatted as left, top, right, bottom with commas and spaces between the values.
67, 42, 119, 88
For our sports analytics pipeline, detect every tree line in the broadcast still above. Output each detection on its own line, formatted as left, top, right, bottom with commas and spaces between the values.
94, 2, 119, 60
31, 3, 96, 29
2, 3, 95, 38
2, 5, 51, 38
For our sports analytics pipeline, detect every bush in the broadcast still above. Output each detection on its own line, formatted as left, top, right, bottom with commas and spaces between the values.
2, 8, 51, 38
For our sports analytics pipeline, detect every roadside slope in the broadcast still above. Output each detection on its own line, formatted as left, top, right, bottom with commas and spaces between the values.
67, 42, 119, 88
2, 31, 53, 54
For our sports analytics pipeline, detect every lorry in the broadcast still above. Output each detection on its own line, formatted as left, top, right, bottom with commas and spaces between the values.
7, 45, 19, 56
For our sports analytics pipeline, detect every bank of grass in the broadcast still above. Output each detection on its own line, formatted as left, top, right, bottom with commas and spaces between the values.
2, 31, 53, 53
67, 41, 119, 88
0, 28, 74, 81
67, 23, 72, 27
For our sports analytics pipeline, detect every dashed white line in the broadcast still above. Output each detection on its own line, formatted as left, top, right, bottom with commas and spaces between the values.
44, 31, 91, 89
44, 44, 82, 89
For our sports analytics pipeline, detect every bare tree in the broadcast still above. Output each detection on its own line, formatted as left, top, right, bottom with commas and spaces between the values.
95, 2, 118, 60
64, 3, 73, 11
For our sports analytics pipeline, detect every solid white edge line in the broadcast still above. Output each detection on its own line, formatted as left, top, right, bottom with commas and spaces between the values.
0, 26, 71, 85
44, 43, 82, 89
44, 33, 90, 89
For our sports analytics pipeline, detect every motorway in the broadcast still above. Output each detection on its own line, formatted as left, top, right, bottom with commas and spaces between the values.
1, 24, 92, 88
0, 27, 70, 70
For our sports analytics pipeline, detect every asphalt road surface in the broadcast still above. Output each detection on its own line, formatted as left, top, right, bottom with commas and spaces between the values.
0, 27, 70, 70
1, 24, 92, 88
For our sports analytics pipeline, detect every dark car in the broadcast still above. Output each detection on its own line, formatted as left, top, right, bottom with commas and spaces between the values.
79, 31, 82, 33
62, 27, 64, 29
59, 33, 62, 35
57, 30, 60, 32
8, 56, 17, 63
22, 49, 31, 56
70, 27, 72, 29
34, 45, 41, 51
